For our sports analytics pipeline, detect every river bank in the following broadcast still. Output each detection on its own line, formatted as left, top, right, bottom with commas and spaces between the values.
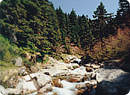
0, 54, 130, 95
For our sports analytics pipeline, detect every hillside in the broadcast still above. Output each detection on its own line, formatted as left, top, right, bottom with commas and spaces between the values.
0, 0, 61, 55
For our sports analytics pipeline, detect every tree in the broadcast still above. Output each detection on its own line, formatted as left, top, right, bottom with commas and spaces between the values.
56, 7, 67, 44
68, 9, 80, 46
78, 15, 94, 49
116, 0, 130, 26
118, 0, 129, 16
92, 2, 113, 39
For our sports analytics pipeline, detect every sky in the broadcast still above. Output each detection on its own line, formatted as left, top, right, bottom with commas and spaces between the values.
49, 0, 120, 18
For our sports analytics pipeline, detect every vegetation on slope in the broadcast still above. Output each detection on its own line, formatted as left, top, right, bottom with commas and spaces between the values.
0, 0, 61, 55
0, 0, 129, 65
0, 34, 19, 69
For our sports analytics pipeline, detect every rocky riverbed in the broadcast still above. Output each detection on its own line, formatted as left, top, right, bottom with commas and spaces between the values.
0, 55, 130, 95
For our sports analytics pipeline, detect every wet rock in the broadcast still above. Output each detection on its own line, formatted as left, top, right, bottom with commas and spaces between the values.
86, 67, 93, 72
52, 79, 63, 88
75, 84, 86, 89
76, 89, 86, 95
96, 68, 130, 95
67, 75, 85, 82
0, 85, 7, 95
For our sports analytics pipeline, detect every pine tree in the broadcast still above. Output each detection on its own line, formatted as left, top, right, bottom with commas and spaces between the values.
92, 2, 111, 39
68, 9, 80, 46
78, 15, 94, 49
56, 7, 67, 44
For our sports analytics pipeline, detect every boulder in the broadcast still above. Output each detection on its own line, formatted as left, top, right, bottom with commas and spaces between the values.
14, 57, 23, 67
30, 73, 52, 87
96, 68, 127, 82
95, 68, 130, 95
52, 79, 63, 88
0, 85, 7, 95
16, 79, 37, 94
38, 83, 52, 93
6, 88, 21, 95
71, 66, 87, 75
18, 67, 27, 76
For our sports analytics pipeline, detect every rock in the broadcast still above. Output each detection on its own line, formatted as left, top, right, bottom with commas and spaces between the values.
71, 58, 81, 63
86, 67, 93, 72
75, 84, 86, 89
18, 67, 27, 76
30, 73, 52, 87
61, 54, 80, 63
16, 79, 37, 94
14, 57, 23, 67
52, 79, 63, 88
79, 54, 95, 65
23, 75, 31, 81
71, 66, 87, 75
96, 68, 127, 82
126, 91, 130, 95
52, 87, 76, 95
30, 66, 39, 73
65, 63, 79, 69
27, 92, 38, 95
6, 88, 21, 95
91, 64, 100, 69
41, 68, 69, 77
0, 85, 7, 95
0, 69, 19, 88
67, 75, 85, 82
38, 83, 52, 93
96, 68, 130, 95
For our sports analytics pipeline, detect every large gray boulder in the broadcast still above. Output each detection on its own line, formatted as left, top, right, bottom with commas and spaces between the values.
95, 68, 130, 95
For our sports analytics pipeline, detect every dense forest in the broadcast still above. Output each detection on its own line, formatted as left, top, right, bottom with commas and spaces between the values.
0, 0, 129, 66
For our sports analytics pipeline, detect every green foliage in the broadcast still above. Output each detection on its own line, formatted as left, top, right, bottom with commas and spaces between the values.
0, 34, 19, 64
0, 0, 61, 55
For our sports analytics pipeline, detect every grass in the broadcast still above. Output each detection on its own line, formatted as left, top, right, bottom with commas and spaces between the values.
0, 61, 17, 71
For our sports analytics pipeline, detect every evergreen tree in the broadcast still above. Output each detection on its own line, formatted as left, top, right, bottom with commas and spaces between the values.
78, 15, 94, 49
116, 0, 130, 26
68, 9, 80, 46
56, 7, 67, 44
92, 2, 113, 39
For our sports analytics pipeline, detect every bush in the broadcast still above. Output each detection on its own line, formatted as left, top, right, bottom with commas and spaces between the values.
0, 34, 19, 64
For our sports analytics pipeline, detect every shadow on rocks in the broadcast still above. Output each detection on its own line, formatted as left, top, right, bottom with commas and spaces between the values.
96, 71, 130, 95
